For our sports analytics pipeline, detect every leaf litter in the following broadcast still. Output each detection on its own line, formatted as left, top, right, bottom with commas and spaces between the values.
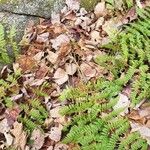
0, 0, 150, 149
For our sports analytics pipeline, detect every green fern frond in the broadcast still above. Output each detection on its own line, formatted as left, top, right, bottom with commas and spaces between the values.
20, 117, 37, 131
0, 24, 10, 63
0, 24, 19, 63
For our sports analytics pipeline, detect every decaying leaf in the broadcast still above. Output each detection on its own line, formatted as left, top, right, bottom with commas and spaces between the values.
65, 63, 77, 75
31, 129, 45, 150
49, 127, 62, 142
4, 132, 13, 147
47, 50, 58, 64
54, 68, 69, 85
113, 93, 130, 116
17, 55, 37, 73
130, 122, 150, 144
54, 143, 69, 150
36, 32, 49, 43
50, 34, 70, 50
11, 122, 27, 150
35, 63, 49, 79
50, 107, 62, 118
0, 119, 10, 134
94, 2, 106, 17
80, 63, 96, 79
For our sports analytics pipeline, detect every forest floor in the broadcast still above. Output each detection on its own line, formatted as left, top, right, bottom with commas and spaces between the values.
0, 0, 150, 150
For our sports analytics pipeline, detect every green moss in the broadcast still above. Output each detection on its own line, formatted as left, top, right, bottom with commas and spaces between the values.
80, 0, 99, 11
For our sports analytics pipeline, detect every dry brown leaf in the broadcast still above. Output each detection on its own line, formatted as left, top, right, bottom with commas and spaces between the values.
50, 34, 70, 50
0, 119, 10, 133
5, 107, 20, 126
121, 7, 137, 24
33, 51, 44, 62
113, 93, 130, 116
75, 16, 91, 30
52, 25, 66, 34
35, 63, 49, 79
57, 43, 71, 60
11, 122, 27, 150
128, 110, 146, 125
130, 122, 150, 144
54, 68, 69, 85
80, 63, 96, 79
139, 106, 150, 118
95, 17, 104, 30
65, 63, 77, 75
30, 78, 46, 86
47, 146, 53, 150
17, 55, 37, 73
4, 132, 13, 146
49, 127, 62, 142
31, 129, 45, 150
94, 2, 106, 17
50, 107, 62, 118
54, 143, 69, 150
36, 32, 49, 43
90, 30, 101, 44
47, 50, 58, 64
